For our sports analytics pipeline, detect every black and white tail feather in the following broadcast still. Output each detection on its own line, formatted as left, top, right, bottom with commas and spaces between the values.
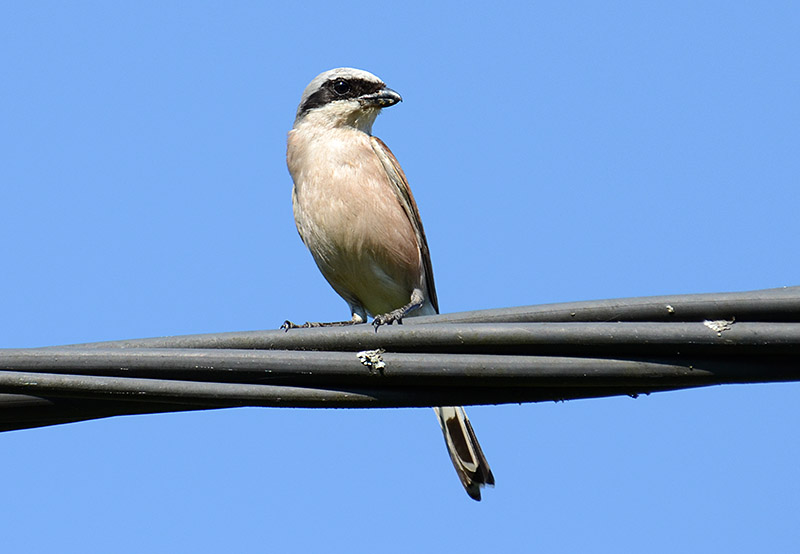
434, 406, 495, 500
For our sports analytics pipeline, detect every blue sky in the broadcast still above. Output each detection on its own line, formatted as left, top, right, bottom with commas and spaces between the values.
2, 1, 799, 552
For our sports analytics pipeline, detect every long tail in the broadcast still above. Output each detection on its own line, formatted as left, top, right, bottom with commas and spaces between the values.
433, 406, 495, 501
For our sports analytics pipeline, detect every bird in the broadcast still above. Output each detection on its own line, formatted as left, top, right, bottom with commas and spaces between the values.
285, 67, 494, 500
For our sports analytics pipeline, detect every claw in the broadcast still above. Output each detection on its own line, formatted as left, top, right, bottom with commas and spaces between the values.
281, 320, 296, 331
281, 320, 316, 330
372, 309, 405, 330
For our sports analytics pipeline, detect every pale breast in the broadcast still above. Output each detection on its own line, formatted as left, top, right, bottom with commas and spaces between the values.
287, 127, 422, 315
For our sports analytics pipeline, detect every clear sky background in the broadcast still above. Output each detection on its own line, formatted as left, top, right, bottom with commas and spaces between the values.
2, 1, 799, 552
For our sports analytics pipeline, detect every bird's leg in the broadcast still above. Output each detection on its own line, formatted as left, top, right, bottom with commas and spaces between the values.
372, 289, 425, 329
281, 313, 366, 331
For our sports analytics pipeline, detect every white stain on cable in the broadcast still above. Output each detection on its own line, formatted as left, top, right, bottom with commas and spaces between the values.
703, 318, 735, 336
357, 348, 386, 372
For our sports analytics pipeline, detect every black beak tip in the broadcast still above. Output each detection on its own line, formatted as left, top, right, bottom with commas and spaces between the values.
362, 87, 402, 108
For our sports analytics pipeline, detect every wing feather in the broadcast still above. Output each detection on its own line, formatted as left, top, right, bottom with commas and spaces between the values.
370, 136, 439, 314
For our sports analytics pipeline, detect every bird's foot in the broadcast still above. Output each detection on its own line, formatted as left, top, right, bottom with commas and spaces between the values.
281, 319, 360, 331
371, 290, 426, 331
372, 308, 406, 330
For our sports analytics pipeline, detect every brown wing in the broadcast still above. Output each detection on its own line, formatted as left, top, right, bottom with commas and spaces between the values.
370, 136, 439, 314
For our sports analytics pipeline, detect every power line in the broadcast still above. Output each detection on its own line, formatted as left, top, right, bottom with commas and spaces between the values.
1, 286, 798, 432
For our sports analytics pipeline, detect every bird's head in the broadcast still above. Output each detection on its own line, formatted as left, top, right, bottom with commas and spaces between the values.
293, 68, 402, 133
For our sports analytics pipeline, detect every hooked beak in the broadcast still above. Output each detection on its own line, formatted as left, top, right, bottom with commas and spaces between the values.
359, 87, 402, 108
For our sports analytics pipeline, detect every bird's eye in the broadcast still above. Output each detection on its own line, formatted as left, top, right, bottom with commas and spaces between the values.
332, 79, 351, 95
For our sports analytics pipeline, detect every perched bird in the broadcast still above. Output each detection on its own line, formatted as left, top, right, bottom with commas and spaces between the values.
285, 68, 494, 500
